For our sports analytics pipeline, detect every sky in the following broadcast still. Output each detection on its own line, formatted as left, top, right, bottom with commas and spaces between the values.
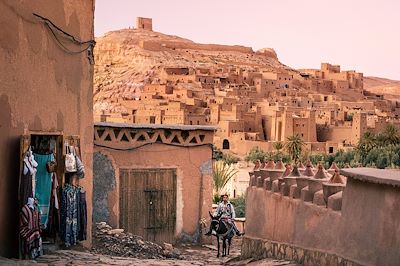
94, 0, 400, 80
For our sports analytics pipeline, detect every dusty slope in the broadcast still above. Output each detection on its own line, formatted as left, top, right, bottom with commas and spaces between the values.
363, 76, 400, 98
93, 29, 292, 113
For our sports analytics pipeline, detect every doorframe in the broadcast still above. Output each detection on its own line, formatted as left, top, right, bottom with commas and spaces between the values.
118, 167, 177, 243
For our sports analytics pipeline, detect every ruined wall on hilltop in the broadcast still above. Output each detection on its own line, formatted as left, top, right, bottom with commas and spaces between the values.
139, 40, 254, 53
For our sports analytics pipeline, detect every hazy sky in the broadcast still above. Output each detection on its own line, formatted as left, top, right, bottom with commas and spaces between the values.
95, 0, 400, 80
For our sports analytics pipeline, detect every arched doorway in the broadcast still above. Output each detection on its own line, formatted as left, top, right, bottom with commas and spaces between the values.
222, 139, 230, 150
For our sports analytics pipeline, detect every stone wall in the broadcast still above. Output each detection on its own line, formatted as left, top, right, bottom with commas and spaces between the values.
241, 237, 361, 266
93, 152, 116, 225
0, 0, 94, 257
243, 168, 400, 266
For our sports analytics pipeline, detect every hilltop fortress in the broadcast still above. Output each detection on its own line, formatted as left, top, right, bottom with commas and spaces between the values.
94, 17, 400, 155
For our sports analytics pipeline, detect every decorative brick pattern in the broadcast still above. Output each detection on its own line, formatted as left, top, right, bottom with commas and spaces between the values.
94, 125, 212, 150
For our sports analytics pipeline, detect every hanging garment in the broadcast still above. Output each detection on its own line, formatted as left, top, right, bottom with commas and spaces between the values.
34, 153, 55, 228
20, 161, 33, 206
24, 154, 38, 197
77, 190, 87, 241
45, 173, 60, 238
60, 184, 79, 247
20, 204, 41, 258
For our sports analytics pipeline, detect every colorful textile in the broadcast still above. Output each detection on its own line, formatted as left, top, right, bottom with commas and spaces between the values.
20, 205, 41, 258
33, 153, 54, 227
60, 185, 87, 246
60, 184, 79, 247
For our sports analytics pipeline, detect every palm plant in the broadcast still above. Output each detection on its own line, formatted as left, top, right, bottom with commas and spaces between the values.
212, 161, 238, 196
382, 124, 400, 146
285, 134, 305, 161
273, 141, 284, 152
356, 131, 377, 161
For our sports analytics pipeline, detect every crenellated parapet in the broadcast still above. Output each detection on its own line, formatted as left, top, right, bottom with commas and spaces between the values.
249, 161, 345, 210
244, 166, 400, 265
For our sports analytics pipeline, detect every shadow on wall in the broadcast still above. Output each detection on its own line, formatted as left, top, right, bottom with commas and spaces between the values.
93, 152, 115, 225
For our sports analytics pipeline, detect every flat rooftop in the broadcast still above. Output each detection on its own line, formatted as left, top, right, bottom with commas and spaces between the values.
340, 168, 400, 187
95, 122, 217, 131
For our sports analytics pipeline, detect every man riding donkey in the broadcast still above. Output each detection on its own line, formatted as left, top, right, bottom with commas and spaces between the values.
205, 193, 244, 237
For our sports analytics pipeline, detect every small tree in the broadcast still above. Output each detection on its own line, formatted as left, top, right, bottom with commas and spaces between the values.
285, 134, 305, 162
213, 161, 238, 197
245, 147, 268, 163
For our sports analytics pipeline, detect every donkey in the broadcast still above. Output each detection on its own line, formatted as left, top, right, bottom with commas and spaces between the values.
206, 211, 235, 257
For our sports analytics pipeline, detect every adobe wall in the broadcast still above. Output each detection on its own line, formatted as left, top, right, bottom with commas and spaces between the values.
317, 126, 353, 143
243, 168, 400, 266
136, 17, 152, 31
93, 124, 214, 243
0, 1, 94, 257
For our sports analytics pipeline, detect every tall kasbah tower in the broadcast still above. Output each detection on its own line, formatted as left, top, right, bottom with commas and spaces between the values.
136, 17, 153, 31
281, 110, 294, 141
209, 104, 220, 124
351, 112, 367, 145
307, 110, 317, 142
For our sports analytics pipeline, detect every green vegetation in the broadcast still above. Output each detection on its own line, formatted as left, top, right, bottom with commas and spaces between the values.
273, 141, 284, 152
212, 160, 238, 197
212, 195, 246, 218
213, 147, 240, 165
245, 146, 291, 163
242, 124, 400, 169
244, 147, 268, 162
285, 134, 305, 162
230, 195, 245, 218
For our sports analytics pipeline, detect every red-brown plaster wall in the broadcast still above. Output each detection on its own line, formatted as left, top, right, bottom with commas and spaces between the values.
245, 175, 400, 265
94, 143, 213, 242
0, 0, 94, 257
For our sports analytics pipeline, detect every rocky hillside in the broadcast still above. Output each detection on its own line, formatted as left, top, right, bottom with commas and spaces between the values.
364, 76, 400, 99
93, 28, 292, 114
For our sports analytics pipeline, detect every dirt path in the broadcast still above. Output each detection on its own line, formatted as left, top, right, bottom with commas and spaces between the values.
0, 239, 297, 265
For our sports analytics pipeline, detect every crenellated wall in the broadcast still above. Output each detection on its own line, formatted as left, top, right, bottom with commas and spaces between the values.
243, 168, 400, 266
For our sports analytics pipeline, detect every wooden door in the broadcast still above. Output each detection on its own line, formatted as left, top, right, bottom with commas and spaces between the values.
119, 168, 177, 244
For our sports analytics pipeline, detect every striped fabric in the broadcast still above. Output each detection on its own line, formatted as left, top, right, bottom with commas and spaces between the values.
20, 205, 41, 256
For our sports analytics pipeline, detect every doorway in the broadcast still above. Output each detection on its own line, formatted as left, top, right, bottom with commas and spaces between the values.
119, 168, 177, 244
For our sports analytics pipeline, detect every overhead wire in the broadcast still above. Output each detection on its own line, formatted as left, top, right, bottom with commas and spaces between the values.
32, 13, 96, 64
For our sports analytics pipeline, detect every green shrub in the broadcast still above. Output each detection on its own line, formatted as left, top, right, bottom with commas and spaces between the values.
222, 153, 240, 165
230, 195, 246, 218
245, 147, 268, 162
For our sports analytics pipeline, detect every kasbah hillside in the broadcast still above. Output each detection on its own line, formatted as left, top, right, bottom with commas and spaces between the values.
1, 1, 399, 266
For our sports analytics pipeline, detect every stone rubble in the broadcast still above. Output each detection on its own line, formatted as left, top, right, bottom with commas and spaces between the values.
91, 222, 181, 259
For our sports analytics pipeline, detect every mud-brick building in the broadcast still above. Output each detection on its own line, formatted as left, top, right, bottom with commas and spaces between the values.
93, 122, 215, 243
0, 1, 94, 257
